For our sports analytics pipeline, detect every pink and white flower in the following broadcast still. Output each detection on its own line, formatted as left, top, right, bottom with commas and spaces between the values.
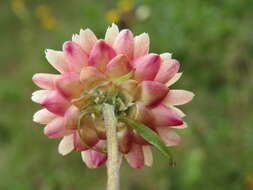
32, 24, 194, 169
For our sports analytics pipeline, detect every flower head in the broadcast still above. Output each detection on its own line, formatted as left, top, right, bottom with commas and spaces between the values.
32, 24, 194, 168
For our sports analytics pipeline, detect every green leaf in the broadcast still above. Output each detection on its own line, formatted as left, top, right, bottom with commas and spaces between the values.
120, 117, 175, 166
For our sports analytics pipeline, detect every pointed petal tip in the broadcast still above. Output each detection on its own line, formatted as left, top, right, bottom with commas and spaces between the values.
160, 52, 173, 61
78, 28, 97, 53
166, 72, 183, 87
163, 90, 194, 106
31, 90, 49, 104
134, 33, 150, 58
58, 135, 74, 156
155, 59, 180, 83
32, 73, 58, 90
171, 121, 188, 129
151, 105, 183, 127
170, 106, 186, 118
45, 50, 69, 73
33, 108, 56, 124
105, 24, 119, 45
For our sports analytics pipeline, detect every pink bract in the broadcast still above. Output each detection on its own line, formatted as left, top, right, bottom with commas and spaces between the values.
32, 24, 194, 169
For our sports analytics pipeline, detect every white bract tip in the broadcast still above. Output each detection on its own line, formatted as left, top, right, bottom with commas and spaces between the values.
105, 23, 120, 45
143, 146, 153, 167
33, 109, 56, 124
58, 135, 74, 156
31, 90, 49, 103
166, 72, 183, 87
160, 53, 172, 62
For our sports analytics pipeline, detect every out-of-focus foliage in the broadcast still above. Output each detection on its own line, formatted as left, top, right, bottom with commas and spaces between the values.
0, 0, 253, 189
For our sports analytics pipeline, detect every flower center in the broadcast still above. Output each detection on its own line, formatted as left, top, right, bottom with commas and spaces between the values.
72, 80, 135, 119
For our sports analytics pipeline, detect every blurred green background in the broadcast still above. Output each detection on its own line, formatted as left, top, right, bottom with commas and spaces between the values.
1, 0, 253, 189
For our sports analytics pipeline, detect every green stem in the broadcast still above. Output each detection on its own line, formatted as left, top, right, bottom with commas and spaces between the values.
103, 103, 120, 190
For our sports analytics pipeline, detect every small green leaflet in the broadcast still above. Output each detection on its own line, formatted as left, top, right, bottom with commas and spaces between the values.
121, 117, 175, 166
114, 71, 133, 84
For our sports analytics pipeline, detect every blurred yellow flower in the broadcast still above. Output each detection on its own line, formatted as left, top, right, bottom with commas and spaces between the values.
10, 0, 26, 16
117, 0, 133, 12
41, 16, 56, 30
105, 9, 120, 24
244, 175, 253, 189
35, 5, 56, 30
35, 5, 50, 18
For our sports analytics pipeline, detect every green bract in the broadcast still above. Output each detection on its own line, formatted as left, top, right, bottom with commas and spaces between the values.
120, 117, 175, 166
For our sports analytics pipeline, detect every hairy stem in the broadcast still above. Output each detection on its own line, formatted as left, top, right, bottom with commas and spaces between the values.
103, 103, 120, 190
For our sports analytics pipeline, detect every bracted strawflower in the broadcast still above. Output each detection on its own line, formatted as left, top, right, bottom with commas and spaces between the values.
32, 23, 194, 190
